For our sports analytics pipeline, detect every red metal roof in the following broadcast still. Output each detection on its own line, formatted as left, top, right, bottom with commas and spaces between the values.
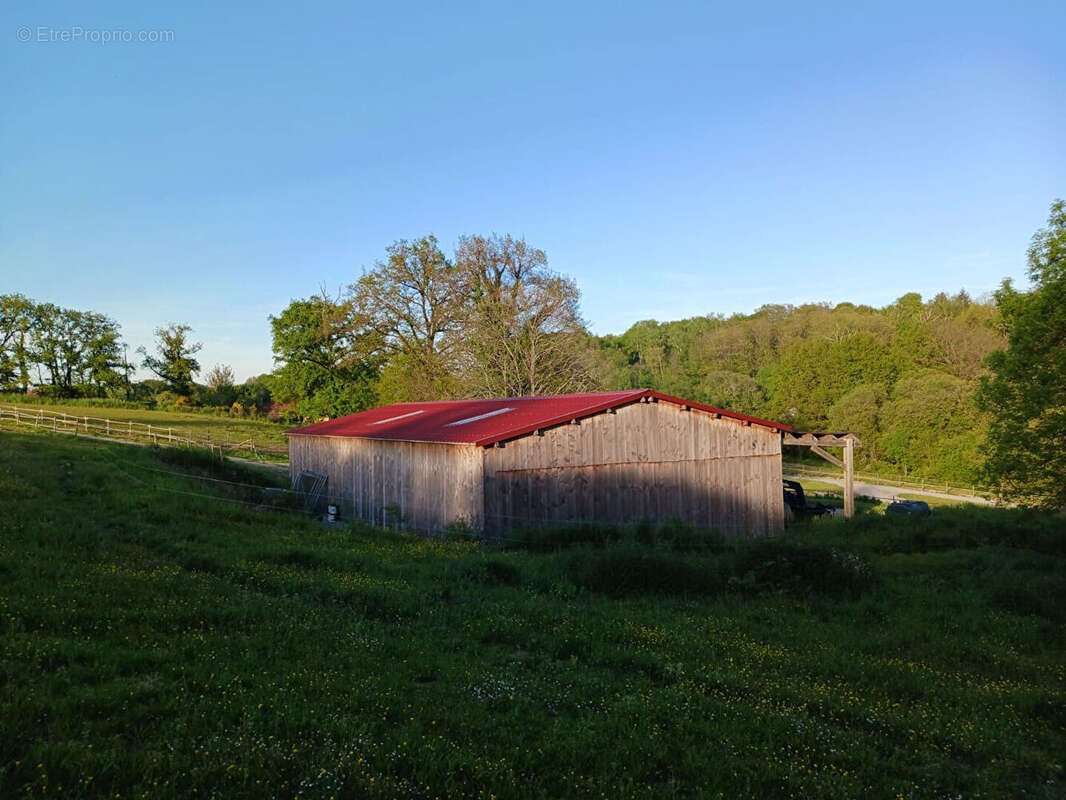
286, 390, 790, 447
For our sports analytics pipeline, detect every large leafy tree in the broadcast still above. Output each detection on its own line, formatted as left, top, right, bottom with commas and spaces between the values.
270, 295, 380, 419
979, 200, 1066, 506
29, 305, 123, 396
349, 236, 469, 401
0, 293, 34, 391
457, 233, 596, 397
764, 331, 895, 428
138, 323, 202, 396
199, 364, 238, 407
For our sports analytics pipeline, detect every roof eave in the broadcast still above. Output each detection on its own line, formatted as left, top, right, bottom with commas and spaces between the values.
284, 431, 479, 446
473, 389, 790, 447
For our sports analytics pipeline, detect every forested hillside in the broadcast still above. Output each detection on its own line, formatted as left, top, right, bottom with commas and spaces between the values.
7, 202, 1064, 498
593, 292, 1003, 484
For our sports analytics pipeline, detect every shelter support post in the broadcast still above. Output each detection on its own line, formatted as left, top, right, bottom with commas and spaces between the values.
843, 437, 854, 519
782, 432, 862, 520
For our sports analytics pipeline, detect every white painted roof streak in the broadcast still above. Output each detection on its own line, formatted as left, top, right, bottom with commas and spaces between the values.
369, 409, 426, 425
445, 407, 515, 427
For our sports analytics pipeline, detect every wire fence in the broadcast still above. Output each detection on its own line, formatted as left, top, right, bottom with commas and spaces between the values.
0, 403, 289, 461
94, 455, 541, 546
782, 461, 995, 499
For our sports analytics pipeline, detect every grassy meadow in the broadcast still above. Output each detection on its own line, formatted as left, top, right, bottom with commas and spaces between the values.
1, 429, 1064, 798
0, 398, 289, 460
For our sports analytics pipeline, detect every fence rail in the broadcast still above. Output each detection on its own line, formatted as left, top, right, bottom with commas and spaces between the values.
0, 404, 288, 461
783, 461, 994, 499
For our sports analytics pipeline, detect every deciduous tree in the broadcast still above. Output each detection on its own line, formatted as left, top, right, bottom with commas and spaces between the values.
270, 295, 380, 418
349, 236, 469, 401
980, 200, 1066, 505
29, 305, 123, 396
0, 294, 34, 391
457, 233, 596, 397
205, 364, 235, 390
138, 323, 202, 396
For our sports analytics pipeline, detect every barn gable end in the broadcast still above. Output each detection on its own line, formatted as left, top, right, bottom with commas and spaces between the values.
481, 399, 783, 536
289, 435, 483, 531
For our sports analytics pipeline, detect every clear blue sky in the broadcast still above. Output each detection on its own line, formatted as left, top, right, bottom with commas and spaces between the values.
2, 1, 1064, 381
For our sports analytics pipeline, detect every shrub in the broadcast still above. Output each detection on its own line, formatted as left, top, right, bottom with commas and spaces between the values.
565, 540, 876, 600
731, 540, 875, 598
985, 572, 1066, 622
442, 518, 479, 541
512, 520, 727, 553
845, 506, 1066, 557
0, 393, 153, 410
513, 522, 626, 552
656, 518, 727, 552
149, 446, 287, 492
566, 549, 724, 598
454, 559, 522, 587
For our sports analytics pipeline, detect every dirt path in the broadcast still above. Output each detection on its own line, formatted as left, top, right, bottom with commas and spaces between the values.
784, 472, 995, 505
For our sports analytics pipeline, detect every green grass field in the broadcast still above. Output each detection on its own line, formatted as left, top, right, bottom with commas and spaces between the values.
895, 493, 978, 509
790, 478, 844, 495
0, 400, 289, 460
2, 429, 1064, 798
792, 479, 981, 512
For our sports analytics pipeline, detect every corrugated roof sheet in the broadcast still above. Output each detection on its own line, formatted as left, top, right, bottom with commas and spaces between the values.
286, 390, 790, 447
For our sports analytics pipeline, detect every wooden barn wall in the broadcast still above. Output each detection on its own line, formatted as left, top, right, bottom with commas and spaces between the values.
288, 436, 483, 532
482, 401, 783, 536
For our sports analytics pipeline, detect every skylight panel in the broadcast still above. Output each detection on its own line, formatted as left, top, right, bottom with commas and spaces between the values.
370, 410, 426, 425
445, 407, 515, 426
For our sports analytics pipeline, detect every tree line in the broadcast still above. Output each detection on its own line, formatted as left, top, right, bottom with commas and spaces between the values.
594, 291, 1003, 484
0, 297, 126, 396
0, 301, 271, 414
271, 205, 1064, 501
270, 233, 1009, 485
3, 202, 1062, 503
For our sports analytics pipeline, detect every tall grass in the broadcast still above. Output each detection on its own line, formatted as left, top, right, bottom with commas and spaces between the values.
0, 399, 290, 459
1, 429, 1064, 798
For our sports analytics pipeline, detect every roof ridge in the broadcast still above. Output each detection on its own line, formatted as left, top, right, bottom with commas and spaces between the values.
378, 389, 646, 407
286, 388, 789, 444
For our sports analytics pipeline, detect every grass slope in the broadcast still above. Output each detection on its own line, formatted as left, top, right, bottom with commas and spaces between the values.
1, 430, 1064, 798
0, 401, 288, 459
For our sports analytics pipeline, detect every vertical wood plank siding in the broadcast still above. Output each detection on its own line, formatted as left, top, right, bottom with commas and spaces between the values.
288, 436, 483, 532
482, 401, 783, 537
288, 399, 783, 537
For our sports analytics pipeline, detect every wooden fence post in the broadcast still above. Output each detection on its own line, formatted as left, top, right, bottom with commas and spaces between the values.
843, 438, 855, 520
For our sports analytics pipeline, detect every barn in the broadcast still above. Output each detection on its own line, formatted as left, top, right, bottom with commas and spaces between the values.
286, 389, 791, 536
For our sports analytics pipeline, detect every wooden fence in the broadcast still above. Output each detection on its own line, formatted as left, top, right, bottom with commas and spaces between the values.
783, 461, 994, 499
0, 404, 289, 461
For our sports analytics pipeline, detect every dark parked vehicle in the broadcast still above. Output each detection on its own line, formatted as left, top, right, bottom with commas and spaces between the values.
885, 499, 932, 516
783, 479, 834, 519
